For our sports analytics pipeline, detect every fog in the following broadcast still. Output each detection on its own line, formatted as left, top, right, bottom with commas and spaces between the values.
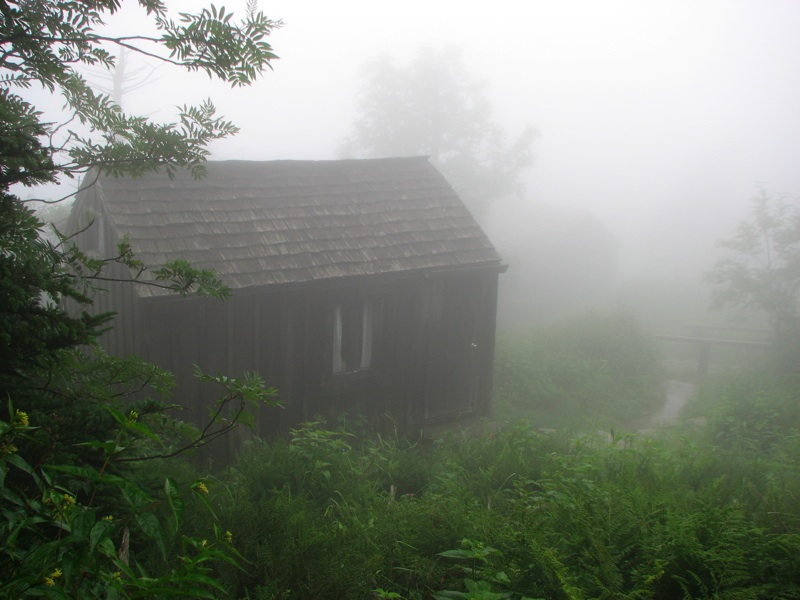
33, 1, 800, 329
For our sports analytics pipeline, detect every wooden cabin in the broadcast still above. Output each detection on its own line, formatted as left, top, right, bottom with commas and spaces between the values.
67, 157, 505, 437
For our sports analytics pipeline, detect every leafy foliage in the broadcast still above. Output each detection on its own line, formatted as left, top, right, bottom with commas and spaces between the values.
175, 381, 800, 599
1, 0, 282, 596
1, 0, 281, 189
1, 406, 245, 598
0, 90, 56, 188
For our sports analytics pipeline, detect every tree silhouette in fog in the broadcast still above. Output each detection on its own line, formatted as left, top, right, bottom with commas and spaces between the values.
706, 189, 800, 368
339, 47, 537, 219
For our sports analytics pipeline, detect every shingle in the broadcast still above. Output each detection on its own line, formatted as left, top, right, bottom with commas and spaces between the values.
78, 157, 502, 297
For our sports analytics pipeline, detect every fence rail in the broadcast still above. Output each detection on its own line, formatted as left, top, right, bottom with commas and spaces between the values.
653, 326, 771, 376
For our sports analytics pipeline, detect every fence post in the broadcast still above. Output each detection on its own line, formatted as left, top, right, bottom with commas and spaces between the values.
696, 340, 710, 377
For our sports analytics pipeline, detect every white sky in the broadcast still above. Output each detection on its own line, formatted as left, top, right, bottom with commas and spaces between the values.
29, 0, 800, 279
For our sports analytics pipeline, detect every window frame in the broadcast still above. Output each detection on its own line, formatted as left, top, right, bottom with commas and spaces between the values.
330, 296, 382, 376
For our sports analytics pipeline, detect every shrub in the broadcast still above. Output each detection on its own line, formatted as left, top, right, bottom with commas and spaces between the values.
493, 311, 664, 428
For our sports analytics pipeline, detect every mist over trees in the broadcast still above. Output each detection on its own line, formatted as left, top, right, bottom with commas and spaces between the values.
89, 47, 162, 107
339, 47, 537, 219
706, 190, 800, 363
337, 46, 625, 325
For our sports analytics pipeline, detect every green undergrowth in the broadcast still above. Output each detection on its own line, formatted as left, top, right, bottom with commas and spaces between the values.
167, 393, 800, 599
136, 312, 800, 599
492, 311, 665, 429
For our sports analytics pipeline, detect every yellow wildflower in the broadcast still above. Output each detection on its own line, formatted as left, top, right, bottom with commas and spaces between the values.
128, 410, 138, 421
194, 482, 209, 494
224, 530, 233, 543
102, 515, 114, 521
4, 443, 18, 455
15, 410, 29, 427
62, 494, 75, 506
44, 577, 55, 587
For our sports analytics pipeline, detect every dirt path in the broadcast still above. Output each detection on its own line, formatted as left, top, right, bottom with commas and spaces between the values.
648, 380, 696, 426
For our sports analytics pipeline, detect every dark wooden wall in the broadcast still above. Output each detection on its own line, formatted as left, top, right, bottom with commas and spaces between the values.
98, 270, 500, 453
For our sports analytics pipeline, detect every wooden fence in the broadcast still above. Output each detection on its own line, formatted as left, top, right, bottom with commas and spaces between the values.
654, 325, 771, 376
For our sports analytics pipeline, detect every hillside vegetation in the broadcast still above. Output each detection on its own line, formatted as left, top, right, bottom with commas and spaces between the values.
493, 312, 664, 429
135, 312, 800, 599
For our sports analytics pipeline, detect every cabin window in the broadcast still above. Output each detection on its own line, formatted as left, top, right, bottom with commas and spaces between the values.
332, 298, 379, 373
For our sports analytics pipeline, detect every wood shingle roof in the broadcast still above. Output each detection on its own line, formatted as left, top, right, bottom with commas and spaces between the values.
73, 157, 503, 297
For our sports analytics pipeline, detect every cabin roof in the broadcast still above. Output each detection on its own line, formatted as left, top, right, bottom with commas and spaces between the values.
73, 157, 502, 297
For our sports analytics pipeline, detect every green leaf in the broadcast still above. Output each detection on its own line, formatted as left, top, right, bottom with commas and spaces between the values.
69, 507, 95, 540
89, 519, 113, 553
164, 477, 185, 532
47, 463, 102, 481
438, 549, 471, 560
4, 452, 36, 476
135, 511, 167, 559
